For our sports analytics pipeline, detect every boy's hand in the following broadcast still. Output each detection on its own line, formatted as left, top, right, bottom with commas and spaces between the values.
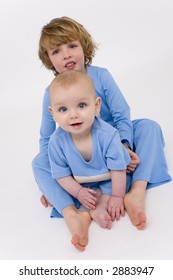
126, 149, 140, 173
77, 188, 97, 210
107, 195, 125, 221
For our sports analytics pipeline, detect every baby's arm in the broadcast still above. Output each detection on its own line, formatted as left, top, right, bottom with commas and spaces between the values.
107, 170, 126, 221
57, 176, 97, 210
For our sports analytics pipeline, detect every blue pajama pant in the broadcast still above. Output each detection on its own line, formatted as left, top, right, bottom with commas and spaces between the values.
32, 119, 171, 218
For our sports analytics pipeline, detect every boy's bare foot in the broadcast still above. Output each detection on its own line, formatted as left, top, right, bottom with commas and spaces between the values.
124, 181, 147, 230
40, 195, 52, 207
62, 206, 91, 251
90, 194, 112, 229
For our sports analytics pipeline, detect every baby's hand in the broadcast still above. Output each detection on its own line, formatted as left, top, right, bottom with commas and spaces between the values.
107, 196, 125, 221
77, 188, 97, 210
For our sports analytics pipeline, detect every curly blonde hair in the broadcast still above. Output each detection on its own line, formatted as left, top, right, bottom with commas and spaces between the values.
38, 16, 98, 75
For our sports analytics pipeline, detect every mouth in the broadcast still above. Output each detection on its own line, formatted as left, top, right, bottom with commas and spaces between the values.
70, 122, 83, 128
65, 61, 76, 70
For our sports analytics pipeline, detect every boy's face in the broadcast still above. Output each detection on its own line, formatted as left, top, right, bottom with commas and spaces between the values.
49, 80, 101, 137
47, 41, 85, 74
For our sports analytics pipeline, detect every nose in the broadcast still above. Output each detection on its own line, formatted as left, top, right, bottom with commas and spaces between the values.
70, 109, 78, 119
62, 47, 71, 60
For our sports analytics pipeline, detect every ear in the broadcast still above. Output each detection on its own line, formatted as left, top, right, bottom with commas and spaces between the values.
48, 106, 57, 123
48, 106, 54, 116
48, 106, 54, 119
95, 97, 101, 116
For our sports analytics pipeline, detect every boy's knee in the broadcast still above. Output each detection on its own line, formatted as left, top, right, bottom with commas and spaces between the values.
32, 153, 51, 174
134, 118, 161, 135
32, 154, 39, 170
32, 153, 49, 169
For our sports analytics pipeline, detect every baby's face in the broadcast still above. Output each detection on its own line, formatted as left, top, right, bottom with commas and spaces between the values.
49, 79, 100, 136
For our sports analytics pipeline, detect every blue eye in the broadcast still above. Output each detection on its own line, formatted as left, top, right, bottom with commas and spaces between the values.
79, 102, 87, 108
59, 107, 67, 112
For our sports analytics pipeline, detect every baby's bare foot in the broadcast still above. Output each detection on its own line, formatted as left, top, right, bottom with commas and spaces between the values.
90, 207, 112, 229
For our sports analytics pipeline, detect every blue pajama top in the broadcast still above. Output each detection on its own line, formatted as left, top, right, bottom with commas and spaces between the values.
48, 118, 131, 183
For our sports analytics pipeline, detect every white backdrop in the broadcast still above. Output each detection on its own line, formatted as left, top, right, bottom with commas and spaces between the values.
0, 0, 173, 266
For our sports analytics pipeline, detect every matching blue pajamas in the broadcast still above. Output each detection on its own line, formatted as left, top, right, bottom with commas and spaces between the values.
32, 65, 171, 217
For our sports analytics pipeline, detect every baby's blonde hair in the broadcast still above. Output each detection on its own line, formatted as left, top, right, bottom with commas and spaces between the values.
50, 70, 96, 102
39, 16, 98, 75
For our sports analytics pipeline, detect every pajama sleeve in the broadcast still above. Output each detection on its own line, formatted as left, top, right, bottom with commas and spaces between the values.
39, 87, 56, 153
102, 69, 133, 147
48, 138, 72, 179
105, 130, 131, 170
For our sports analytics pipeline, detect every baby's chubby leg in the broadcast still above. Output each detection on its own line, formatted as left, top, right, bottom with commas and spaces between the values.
90, 194, 112, 229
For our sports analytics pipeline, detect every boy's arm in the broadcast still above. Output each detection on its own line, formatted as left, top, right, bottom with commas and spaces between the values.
102, 69, 133, 148
107, 170, 126, 221
40, 87, 56, 153
57, 176, 97, 210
